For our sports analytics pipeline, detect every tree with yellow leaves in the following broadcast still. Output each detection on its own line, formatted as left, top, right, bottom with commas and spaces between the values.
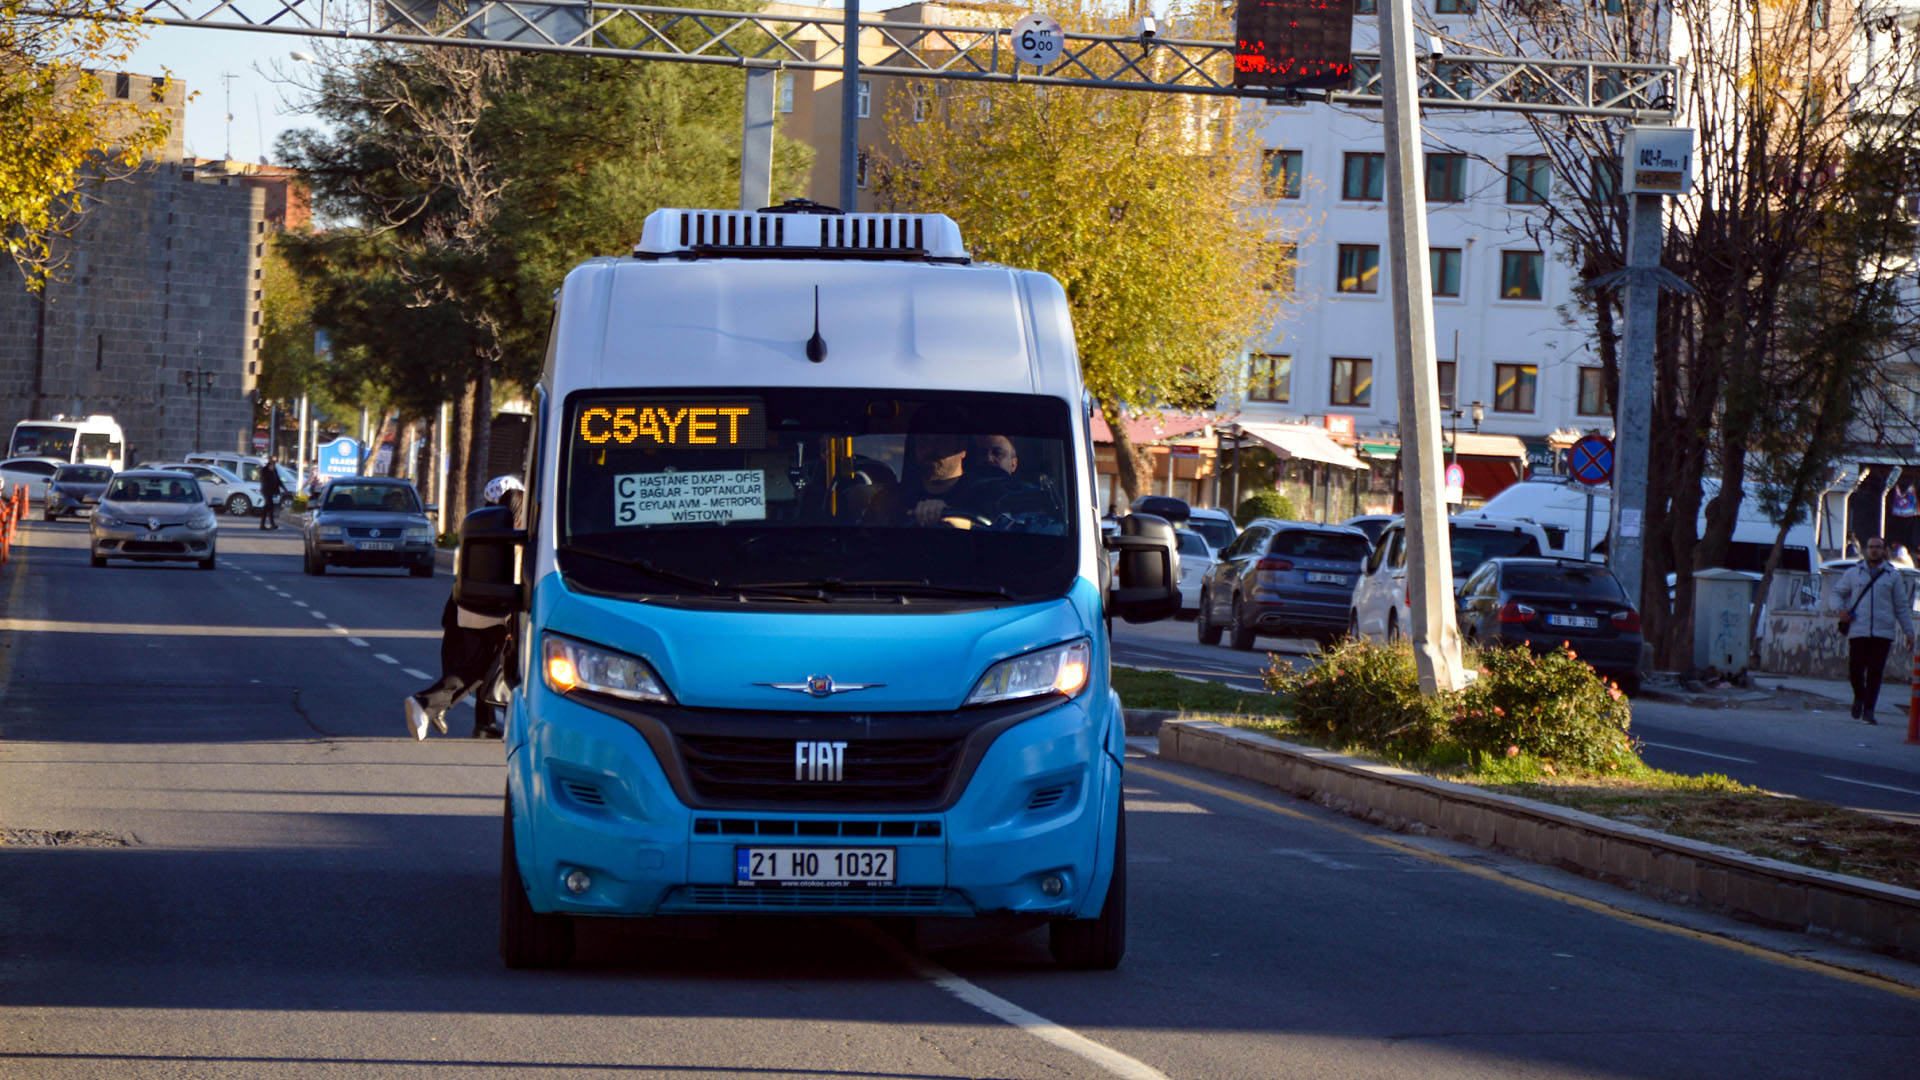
1, 0, 168, 290
874, 0, 1300, 503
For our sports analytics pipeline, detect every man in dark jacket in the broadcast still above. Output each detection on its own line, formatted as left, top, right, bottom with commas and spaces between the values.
1829, 536, 1916, 723
257, 463, 284, 530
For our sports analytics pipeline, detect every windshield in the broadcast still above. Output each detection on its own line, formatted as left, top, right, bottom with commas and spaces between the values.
1175, 530, 1210, 558
320, 484, 421, 513
1503, 567, 1626, 600
1451, 527, 1542, 577
1187, 516, 1236, 551
55, 466, 111, 483
108, 476, 200, 503
560, 388, 1079, 602
11, 425, 74, 461
1272, 530, 1371, 562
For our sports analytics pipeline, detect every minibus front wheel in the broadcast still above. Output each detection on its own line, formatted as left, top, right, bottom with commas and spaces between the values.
1048, 803, 1126, 970
499, 791, 575, 969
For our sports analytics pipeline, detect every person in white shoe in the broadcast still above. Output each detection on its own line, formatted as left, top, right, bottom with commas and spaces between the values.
405, 475, 523, 740
1830, 536, 1915, 724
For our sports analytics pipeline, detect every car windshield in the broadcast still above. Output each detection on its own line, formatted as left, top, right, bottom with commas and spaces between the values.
1271, 530, 1370, 562
559, 388, 1078, 602
1503, 567, 1626, 600
320, 484, 421, 513
1187, 516, 1236, 551
55, 466, 111, 483
107, 476, 200, 503
1175, 530, 1210, 558
1451, 527, 1541, 577
10, 425, 74, 460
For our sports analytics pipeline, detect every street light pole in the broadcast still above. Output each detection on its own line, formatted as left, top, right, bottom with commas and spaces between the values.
181, 369, 215, 451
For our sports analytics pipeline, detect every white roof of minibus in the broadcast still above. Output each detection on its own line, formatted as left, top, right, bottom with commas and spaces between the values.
549, 255, 1078, 399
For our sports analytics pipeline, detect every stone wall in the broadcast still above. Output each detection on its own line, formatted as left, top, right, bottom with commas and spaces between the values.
0, 163, 264, 463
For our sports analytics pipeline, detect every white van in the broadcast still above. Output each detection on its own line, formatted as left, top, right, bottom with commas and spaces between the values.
1471, 477, 1818, 572
451, 205, 1181, 970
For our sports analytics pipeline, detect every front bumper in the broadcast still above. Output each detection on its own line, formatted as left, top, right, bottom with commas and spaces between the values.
91, 520, 215, 559
506, 686, 1118, 921
1247, 593, 1350, 633
313, 538, 434, 567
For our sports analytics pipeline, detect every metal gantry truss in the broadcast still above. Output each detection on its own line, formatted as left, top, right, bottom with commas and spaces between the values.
91, 0, 1679, 121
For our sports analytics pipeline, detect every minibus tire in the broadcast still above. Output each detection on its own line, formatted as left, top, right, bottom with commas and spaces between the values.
500, 792, 574, 969
1049, 804, 1125, 970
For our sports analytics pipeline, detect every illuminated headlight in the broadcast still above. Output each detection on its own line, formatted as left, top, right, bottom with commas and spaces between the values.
543, 633, 671, 703
405, 527, 432, 542
966, 639, 1092, 705
94, 510, 123, 527
188, 512, 216, 530
317, 525, 344, 538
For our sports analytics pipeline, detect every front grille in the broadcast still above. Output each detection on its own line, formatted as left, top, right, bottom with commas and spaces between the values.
660, 885, 965, 912
122, 540, 188, 554
678, 736, 961, 806
693, 817, 940, 838
346, 526, 410, 539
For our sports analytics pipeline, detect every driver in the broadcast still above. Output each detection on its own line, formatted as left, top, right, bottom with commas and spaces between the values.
898, 406, 1017, 526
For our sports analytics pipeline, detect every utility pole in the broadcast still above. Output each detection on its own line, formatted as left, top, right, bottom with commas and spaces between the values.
838, 0, 861, 209
221, 72, 238, 159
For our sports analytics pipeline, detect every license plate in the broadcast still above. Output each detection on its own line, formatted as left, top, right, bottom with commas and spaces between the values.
357, 541, 395, 551
1307, 571, 1348, 585
140, 532, 162, 541
1547, 614, 1599, 629
736, 846, 895, 887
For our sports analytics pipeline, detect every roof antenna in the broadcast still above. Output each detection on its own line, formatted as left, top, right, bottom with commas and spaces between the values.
805, 286, 828, 363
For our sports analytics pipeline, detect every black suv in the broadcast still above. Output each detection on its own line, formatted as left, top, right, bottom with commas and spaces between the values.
1196, 519, 1372, 650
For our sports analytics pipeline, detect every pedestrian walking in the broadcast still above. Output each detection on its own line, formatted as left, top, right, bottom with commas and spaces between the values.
257, 462, 283, 530
404, 475, 522, 740
1829, 536, 1915, 724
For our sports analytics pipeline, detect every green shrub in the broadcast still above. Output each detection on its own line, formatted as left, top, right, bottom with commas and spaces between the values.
436, 531, 459, 549
291, 494, 310, 513
1266, 637, 1638, 773
1235, 490, 1297, 526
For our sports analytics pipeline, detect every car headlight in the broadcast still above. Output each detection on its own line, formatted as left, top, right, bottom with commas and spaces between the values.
966, 639, 1091, 705
189, 512, 215, 530
543, 634, 671, 703
405, 527, 431, 542
317, 525, 344, 538
94, 510, 122, 527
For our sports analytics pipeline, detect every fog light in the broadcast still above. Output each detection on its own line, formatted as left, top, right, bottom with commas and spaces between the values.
1040, 874, 1065, 897
564, 869, 592, 895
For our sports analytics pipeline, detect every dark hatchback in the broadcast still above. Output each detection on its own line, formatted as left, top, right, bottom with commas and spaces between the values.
302, 477, 437, 576
1197, 519, 1372, 650
1458, 557, 1645, 690
45, 464, 113, 520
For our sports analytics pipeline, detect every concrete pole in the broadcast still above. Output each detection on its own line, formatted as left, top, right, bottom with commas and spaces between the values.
436, 400, 452, 535
359, 405, 370, 474
1610, 192, 1663, 612
838, 0, 861, 209
1380, 0, 1464, 693
296, 394, 309, 481
740, 66, 777, 211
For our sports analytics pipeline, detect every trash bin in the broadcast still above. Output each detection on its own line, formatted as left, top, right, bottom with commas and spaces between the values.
1693, 567, 1762, 673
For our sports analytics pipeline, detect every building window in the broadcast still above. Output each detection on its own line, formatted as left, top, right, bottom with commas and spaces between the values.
1432, 62, 1474, 98
1430, 247, 1462, 297
1603, 0, 1624, 12
150, 76, 167, 103
1500, 250, 1544, 299
1494, 363, 1538, 413
1337, 244, 1381, 294
1331, 357, 1373, 407
856, 151, 871, 189
1591, 156, 1620, 201
1263, 149, 1304, 199
1577, 367, 1612, 415
1342, 152, 1385, 200
1506, 154, 1551, 204
1426, 153, 1467, 202
911, 85, 932, 123
1249, 354, 1292, 403
777, 73, 795, 114
857, 79, 871, 119
1356, 0, 1376, 10
114, 73, 130, 99
1436, 0, 1474, 11
1268, 242, 1297, 294
1437, 360, 1457, 411
1810, 0, 1827, 29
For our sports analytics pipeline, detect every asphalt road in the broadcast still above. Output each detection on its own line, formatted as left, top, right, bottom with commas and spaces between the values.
3, 517, 1918, 1079
1110, 619, 1920, 820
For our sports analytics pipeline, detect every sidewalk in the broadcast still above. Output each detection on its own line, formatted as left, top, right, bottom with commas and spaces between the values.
1632, 669, 1920, 765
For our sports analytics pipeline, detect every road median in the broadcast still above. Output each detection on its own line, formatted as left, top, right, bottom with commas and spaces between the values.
1151, 716, 1920, 963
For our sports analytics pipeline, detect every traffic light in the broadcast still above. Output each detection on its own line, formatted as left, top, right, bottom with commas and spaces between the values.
1233, 0, 1358, 91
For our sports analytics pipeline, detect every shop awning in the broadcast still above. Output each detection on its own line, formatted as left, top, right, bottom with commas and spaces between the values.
1090, 412, 1215, 445
1236, 422, 1369, 471
1360, 442, 1399, 460
1449, 432, 1529, 461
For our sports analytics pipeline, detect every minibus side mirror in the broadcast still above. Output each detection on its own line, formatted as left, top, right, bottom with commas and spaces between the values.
453, 505, 527, 616
1105, 512, 1181, 624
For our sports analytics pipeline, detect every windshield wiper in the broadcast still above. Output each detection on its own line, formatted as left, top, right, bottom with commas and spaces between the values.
734, 578, 1014, 601
556, 544, 726, 594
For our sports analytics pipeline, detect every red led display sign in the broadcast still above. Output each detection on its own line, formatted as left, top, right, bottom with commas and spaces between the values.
1233, 0, 1357, 91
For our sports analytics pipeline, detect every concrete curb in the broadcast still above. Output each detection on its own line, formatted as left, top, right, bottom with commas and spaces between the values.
1153, 717, 1920, 962
435, 547, 455, 572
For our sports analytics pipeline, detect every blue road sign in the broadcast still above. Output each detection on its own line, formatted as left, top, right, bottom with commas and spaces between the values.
1569, 434, 1614, 487
316, 437, 363, 479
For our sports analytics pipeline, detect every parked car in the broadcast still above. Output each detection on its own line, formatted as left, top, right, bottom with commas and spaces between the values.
184, 452, 298, 502
1457, 557, 1644, 691
44, 464, 114, 520
1185, 506, 1239, 554
151, 461, 266, 517
1130, 494, 1192, 525
302, 476, 436, 576
89, 469, 218, 569
1350, 515, 1553, 642
1196, 519, 1372, 650
1339, 513, 1395, 548
1173, 527, 1213, 614
0, 456, 62, 502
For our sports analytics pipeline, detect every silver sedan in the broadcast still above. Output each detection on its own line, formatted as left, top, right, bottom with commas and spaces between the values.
90, 470, 219, 570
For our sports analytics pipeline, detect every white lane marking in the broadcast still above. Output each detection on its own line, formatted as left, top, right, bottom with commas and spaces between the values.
1639, 741, 1756, 764
374, 654, 400, 665
1821, 774, 1920, 796
291, 601, 309, 608
879, 941, 1170, 1080
326, 623, 349, 634
347, 637, 369, 648
309, 611, 327, 620
403, 668, 432, 681
1272, 848, 1360, 870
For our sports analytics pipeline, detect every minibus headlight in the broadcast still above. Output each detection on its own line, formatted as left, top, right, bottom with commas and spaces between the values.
543, 634, 671, 704
966, 639, 1092, 705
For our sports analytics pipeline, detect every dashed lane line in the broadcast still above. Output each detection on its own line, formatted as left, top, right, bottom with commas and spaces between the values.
291, 601, 309, 608
374, 654, 399, 665
1638, 741, 1756, 764
347, 637, 369, 647
402, 668, 432, 681
309, 611, 327, 620
1821, 774, 1920, 797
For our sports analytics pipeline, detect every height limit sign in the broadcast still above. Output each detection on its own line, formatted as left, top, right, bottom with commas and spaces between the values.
1233, 0, 1357, 91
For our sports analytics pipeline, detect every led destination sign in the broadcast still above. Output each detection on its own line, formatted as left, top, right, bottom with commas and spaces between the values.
576, 400, 766, 449
1233, 0, 1357, 91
